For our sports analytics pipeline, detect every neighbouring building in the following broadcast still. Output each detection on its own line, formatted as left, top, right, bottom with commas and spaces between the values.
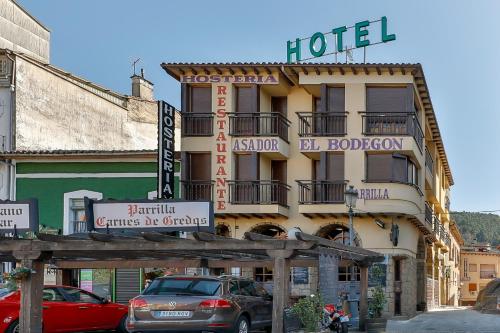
0, 149, 180, 303
460, 243, 500, 306
442, 220, 463, 307
162, 62, 454, 318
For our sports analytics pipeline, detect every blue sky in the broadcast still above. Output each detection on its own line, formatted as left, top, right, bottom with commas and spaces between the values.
18, 0, 500, 213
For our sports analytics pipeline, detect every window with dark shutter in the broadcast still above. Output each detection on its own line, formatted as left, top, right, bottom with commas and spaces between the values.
327, 87, 345, 112
366, 154, 393, 181
392, 154, 407, 183
366, 86, 412, 113
187, 153, 211, 181
366, 153, 419, 186
326, 153, 344, 181
191, 87, 211, 113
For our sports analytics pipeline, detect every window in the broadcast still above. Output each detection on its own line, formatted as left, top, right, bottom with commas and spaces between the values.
238, 280, 258, 296
143, 278, 221, 296
42, 288, 65, 302
366, 153, 419, 186
190, 87, 211, 113
230, 267, 241, 277
464, 258, 468, 277
236, 86, 259, 114
480, 264, 496, 279
469, 283, 477, 292
469, 264, 477, 272
70, 198, 86, 234
338, 265, 360, 282
62, 288, 101, 304
255, 267, 273, 282
366, 86, 413, 114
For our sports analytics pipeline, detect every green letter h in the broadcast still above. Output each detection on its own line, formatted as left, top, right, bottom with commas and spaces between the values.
287, 38, 301, 63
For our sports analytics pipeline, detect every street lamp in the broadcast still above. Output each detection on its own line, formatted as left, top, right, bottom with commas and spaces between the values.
344, 185, 359, 320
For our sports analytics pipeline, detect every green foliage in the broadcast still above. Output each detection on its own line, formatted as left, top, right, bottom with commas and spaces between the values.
452, 212, 500, 245
291, 293, 324, 332
368, 265, 386, 318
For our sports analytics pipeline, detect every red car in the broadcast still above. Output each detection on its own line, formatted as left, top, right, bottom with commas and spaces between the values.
0, 285, 128, 333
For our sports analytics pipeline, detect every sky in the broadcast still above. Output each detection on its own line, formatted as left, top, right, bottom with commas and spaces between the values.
17, 0, 500, 213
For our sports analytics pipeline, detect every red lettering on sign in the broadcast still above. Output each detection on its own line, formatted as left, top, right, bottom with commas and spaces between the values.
217, 86, 227, 95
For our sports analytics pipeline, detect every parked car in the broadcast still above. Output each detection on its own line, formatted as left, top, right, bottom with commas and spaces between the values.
127, 275, 273, 333
0, 285, 128, 333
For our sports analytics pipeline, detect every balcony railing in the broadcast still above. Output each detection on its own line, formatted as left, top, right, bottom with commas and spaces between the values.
433, 216, 441, 237
425, 202, 433, 226
445, 196, 451, 211
71, 220, 88, 234
181, 112, 214, 136
361, 112, 424, 152
296, 112, 347, 137
181, 180, 214, 201
228, 112, 291, 142
228, 180, 290, 207
480, 271, 497, 279
425, 147, 434, 175
297, 180, 346, 204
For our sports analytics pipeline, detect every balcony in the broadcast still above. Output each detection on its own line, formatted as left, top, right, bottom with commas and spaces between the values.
228, 112, 290, 142
181, 180, 214, 201
425, 202, 433, 227
296, 112, 347, 137
71, 220, 87, 234
480, 271, 497, 279
425, 148, 434, 175
181, 113, 214, 136
228, 180, 290, 207
361, 112, 424, 152
297, 180, 346, 204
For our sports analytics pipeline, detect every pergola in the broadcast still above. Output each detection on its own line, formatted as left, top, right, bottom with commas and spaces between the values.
0, 231, 383, 333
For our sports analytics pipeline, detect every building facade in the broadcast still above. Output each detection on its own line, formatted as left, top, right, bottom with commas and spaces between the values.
460, 243, 500, 306
162, 63, 454, 318
0, 150, 180, 303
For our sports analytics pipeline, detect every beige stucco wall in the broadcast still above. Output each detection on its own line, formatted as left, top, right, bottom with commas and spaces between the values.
14, 56, 158, 151
0, 0, 50, 62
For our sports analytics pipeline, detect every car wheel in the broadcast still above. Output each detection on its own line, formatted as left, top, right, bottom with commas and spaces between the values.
5, 320, 19, 333
234, 316, 250, 333
115, 314, 128, 333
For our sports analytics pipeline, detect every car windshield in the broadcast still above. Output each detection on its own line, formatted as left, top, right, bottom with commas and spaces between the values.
0, 288, 10, 298
143, 278, 221, 296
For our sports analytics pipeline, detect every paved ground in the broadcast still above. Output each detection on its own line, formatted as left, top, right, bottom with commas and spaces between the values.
386, 307, 500, 333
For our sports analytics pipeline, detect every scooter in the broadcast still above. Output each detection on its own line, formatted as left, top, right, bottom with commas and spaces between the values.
323, 304, 350, 333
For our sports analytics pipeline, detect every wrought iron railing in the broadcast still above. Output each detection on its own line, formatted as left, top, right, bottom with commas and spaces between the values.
228, 112, 291, 141
433, 216, 441, 238
361, 112, 424, 152
181, 180, 214, 201
425, 147, 434, 175
71, 221, 88, 234
296, 112, 347, 137
425, 202, 433, 226
296, 180, 346, 204
181, 113, 214, 136
228, 180, 290, 207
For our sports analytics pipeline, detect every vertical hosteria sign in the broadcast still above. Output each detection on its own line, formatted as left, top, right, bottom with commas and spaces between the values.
0, 199, 39, 232
158, 101, 176, 199
287, 16, 396, 63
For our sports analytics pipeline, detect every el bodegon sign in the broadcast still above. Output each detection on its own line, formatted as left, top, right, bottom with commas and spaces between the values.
287, 16, 396, 63
85, 199, 214, 233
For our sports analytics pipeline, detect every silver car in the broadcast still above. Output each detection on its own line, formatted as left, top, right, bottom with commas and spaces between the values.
126, 275, 273, 333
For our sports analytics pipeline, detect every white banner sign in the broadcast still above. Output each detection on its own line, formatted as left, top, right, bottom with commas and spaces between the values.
88, 199, 214, 233
0, 200, 38, 232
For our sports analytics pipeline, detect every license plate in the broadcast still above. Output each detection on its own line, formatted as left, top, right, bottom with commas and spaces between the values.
153, 310, 191, 318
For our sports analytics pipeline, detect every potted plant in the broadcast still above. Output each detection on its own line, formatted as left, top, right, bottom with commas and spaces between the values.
291, 293, 325, 332
366, 265, 387, 333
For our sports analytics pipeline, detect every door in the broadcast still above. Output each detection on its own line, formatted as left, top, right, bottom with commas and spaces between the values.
271, 97, 287, 136
234, 153, 259, 203
41, 287, 73, 332
60, 287, 103, 331
271, 160, 286, 204
235, 86, 259, 135
185, 152, 212, 200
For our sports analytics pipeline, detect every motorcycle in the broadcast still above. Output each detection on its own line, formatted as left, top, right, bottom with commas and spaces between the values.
323, 304, 350, 333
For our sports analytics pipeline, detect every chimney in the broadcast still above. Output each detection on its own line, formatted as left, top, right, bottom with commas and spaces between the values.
131, 68, 154, 100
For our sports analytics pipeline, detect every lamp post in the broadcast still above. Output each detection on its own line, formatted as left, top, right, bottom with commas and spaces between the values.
344, 185, 359, 320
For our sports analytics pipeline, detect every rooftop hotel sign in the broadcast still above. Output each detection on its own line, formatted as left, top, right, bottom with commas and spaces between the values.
85, 198, 214, 233
287, 16, 396, 63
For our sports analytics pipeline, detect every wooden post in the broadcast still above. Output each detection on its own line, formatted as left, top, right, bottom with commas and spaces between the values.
19, 259, 44, 333
359, 264, 369, 331
267, 250, 293, 333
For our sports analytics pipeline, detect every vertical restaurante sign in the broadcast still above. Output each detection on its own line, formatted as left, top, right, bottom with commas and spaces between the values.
85, 198, 214, 233
0, 199, 38, 232
215, 84, 229, 210
158, 101, 176, 199
287, 16, 396, 63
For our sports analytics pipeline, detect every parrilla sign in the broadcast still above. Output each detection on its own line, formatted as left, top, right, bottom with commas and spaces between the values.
85, 199, 214, 233
287, 16, 396, 63
180, 74, 279, 85
0, 199, 38, 232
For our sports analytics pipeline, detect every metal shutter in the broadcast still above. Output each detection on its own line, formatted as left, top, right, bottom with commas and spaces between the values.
115, 269, 141, 304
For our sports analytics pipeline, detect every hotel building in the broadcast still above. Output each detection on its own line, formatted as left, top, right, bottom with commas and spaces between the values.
162, 62, 454, 318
